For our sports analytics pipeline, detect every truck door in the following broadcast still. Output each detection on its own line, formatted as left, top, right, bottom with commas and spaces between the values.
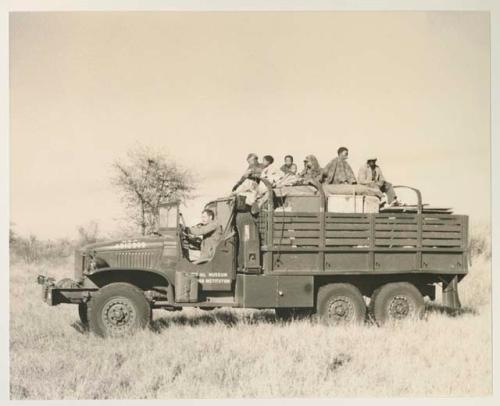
196, 198, 237, 291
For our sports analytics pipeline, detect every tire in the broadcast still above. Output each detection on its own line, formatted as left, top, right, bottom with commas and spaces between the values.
275, 307, 313, 322
316, 283, 366, 325
199, 307, 216, 311
87, 282, 151, 337
369, 282, 424, 324
78, 302, 89, 326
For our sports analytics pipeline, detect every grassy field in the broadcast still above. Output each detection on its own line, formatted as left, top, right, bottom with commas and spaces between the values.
10, 255, 491, 399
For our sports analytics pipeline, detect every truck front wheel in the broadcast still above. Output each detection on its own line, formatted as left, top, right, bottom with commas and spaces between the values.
88, 282, 151, 337
369, 282, 424, 324
316, 283, 366, 325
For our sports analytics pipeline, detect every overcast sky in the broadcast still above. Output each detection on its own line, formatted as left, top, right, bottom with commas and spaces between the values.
10, 11, 490, 239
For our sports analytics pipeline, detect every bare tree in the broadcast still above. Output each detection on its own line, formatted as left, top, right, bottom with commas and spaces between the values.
112, 146, 195, 236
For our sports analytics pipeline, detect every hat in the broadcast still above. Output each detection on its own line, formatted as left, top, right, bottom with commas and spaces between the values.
247, 153, 258, 160
367, 157, 377, 162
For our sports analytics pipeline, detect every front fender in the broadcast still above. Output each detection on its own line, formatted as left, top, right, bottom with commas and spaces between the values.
85, 268, 174, 302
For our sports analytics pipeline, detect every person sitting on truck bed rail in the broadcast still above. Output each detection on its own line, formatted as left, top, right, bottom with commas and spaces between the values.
358, 157, 399, 206
260, 155, 284, 186
280, 155, 298, 175
186, 209, 222, 263
276, 155, 300, 187
231, 153, 264, 192
231, 153, 265, 205
253, 155, 285, 212
322, 147, 357, 185
297, 154, 322, 183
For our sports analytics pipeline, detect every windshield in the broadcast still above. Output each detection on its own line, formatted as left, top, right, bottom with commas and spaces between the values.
205, 198, 235, 234
158, 204, 179, 229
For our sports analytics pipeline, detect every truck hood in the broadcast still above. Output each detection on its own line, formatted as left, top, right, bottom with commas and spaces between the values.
78, 235, 175, 254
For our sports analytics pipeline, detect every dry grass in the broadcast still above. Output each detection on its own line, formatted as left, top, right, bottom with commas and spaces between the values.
10, 255, 491, 399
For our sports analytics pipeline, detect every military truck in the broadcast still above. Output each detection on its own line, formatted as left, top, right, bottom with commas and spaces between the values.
37, 179, 468, 337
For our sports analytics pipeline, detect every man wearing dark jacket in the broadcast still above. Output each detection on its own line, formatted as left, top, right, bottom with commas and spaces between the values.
187, 209, 222, 262
322, 147, 357, 184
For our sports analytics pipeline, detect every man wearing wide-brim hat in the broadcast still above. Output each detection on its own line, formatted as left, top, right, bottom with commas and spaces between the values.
358, 157, 399, 206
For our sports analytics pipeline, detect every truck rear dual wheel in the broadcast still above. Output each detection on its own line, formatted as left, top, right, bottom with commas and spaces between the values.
369, 282, 424, 324
316, 283, 366, 325
87, 282, 151, 337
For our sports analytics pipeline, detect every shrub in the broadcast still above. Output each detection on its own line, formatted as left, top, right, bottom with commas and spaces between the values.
10, 221, 103, 265
468, 224, 491, 259
10, 235, 74, 265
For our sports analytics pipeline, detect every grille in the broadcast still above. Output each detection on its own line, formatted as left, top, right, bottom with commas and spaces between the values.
100, 250, 161, 269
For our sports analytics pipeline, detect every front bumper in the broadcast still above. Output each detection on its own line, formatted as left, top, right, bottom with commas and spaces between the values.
37, 275, 58, 305
37, 275, 94, 306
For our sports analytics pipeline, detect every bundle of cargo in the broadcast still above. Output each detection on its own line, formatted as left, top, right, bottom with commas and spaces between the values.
273, 184, 382, 213
273, 185, 320, 212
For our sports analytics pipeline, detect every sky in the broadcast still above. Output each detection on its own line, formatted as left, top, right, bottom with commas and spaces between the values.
9, 11, 490, 239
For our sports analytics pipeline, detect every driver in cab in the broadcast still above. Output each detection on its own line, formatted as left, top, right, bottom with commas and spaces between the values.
185, 209, 222, 262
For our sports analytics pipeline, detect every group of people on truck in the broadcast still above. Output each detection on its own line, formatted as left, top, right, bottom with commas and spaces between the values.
231, 147, 399, 209
184, 146, 398, 263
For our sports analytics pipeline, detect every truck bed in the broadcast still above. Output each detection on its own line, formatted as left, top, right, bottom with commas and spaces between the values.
258, 211, 468, 275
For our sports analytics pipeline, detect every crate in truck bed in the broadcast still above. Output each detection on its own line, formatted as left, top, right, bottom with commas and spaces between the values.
274, 184, 382, 213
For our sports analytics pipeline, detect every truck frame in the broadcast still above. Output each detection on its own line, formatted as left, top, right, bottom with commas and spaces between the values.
38, 179, 468, 336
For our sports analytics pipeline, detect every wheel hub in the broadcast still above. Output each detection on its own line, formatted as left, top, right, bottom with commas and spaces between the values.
327, 297, 354, 322
388, 295, 413, 319
110, 306, 126, 322
103, 299, 136, 331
